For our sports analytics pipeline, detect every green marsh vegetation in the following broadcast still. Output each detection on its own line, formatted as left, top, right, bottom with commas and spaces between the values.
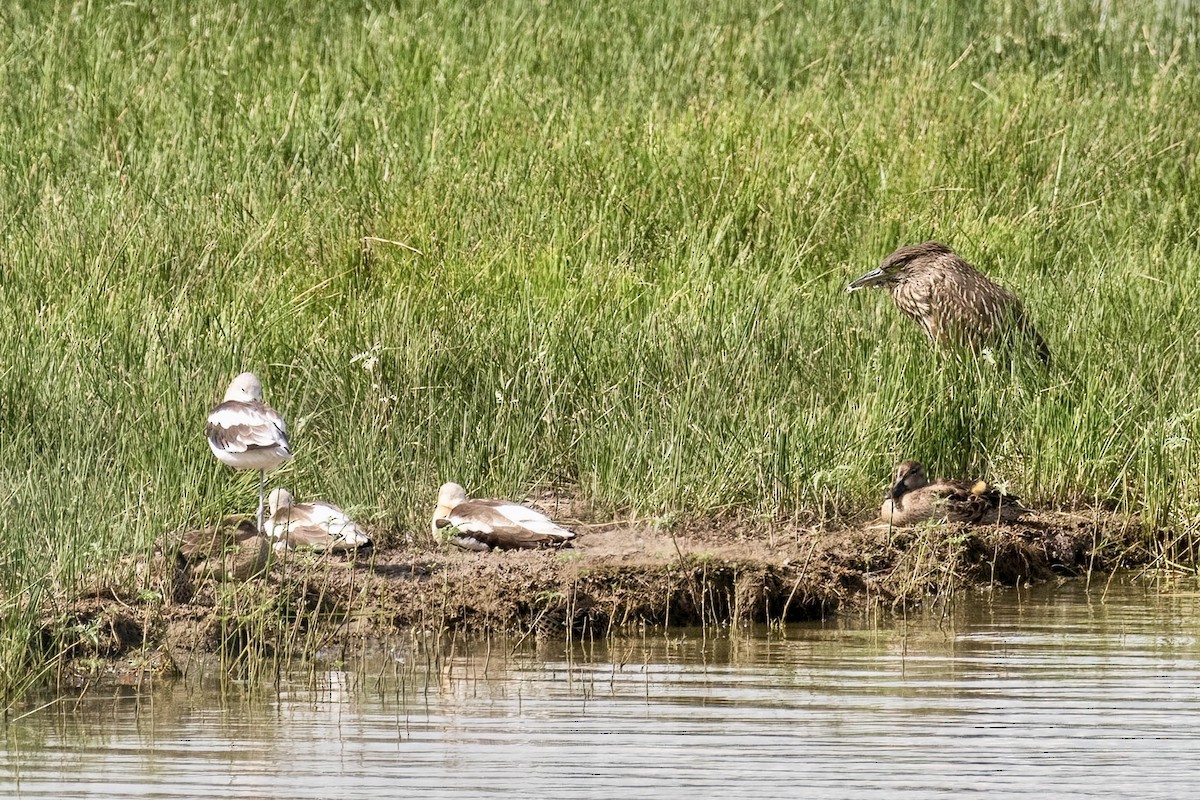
2, 1, 1200, 694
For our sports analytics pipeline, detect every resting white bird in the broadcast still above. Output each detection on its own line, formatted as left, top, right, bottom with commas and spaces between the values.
266, 488, 373, 553
431, 482, 576, 551
206, 372, 292, 533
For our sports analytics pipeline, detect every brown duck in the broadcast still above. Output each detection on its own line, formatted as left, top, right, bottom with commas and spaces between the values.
170, 515, 270, 582
880, 460, 1029, 526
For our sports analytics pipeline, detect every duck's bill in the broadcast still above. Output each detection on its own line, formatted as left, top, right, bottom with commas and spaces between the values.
846, 267, 886, 291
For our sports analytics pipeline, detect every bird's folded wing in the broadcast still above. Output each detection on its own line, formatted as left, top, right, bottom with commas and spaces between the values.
442, 520, 559, 549
207, 402, 290, 452
278, 524, 367, 549
277, 524, 338, 549
303, 502, 354, 529
476, 500, 575, 539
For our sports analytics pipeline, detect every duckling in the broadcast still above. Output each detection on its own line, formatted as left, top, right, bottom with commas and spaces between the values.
432, 482, 576, 551
265, 488, 372, 553
880, 460, 1029, 526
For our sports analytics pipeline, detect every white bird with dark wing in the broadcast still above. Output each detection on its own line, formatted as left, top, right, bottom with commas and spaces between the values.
265, 488, 373, 553
431, 482, 576, 551
206, 372, 292, 533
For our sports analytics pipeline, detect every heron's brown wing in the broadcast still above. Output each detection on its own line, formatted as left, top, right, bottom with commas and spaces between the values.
926, 269, 1008, 346
942, 269, 1051, 363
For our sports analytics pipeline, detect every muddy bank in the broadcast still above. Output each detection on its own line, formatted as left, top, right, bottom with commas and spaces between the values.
51, 506, 1151, 682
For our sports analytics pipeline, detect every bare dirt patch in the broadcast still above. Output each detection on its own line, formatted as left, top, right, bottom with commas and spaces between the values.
48, 505, 1151, 685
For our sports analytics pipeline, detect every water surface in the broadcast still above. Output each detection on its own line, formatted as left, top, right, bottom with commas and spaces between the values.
4, 574, 1200, 798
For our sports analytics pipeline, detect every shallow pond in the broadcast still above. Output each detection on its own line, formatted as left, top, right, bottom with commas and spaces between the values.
4, 574, 1200, 798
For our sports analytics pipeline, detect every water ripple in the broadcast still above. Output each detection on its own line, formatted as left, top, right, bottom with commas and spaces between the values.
4, 576, 1200, 799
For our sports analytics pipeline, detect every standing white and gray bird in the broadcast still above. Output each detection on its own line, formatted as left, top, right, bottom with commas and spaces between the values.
265, 488, 372, 553
206, 372, 292, 533
431, 482, 576, 551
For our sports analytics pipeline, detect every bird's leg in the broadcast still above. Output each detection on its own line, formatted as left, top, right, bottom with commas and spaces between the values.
257, 470, 266, 534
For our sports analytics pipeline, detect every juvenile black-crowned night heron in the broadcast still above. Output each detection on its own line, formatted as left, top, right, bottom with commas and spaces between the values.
879, 460, 1029, 526
846, 241, 1050, 364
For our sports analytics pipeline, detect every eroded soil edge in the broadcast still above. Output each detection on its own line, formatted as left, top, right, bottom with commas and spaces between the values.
50, 508, 1150, 684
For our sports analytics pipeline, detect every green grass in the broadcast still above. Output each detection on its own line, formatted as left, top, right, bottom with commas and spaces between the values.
2, 0, 1200, 685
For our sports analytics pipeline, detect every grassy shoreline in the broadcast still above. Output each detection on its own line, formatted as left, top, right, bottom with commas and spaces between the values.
2, 1, 1199, 695
42, 505, 1148, 694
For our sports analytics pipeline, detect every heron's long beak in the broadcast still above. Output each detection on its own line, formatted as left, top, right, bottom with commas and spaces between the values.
846, 267, 887, 292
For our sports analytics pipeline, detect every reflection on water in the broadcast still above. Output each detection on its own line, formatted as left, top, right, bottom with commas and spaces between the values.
5, 575, 1200, 798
